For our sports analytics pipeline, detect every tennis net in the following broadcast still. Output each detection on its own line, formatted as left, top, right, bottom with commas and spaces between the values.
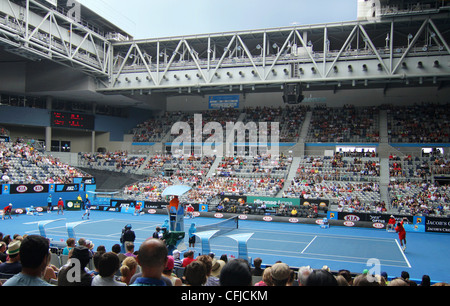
194, 216, 239, 241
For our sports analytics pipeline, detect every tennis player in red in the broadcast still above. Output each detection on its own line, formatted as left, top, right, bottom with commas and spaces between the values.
395, 217, 408, 251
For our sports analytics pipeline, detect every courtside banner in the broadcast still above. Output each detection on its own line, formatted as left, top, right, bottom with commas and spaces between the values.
337, 212, 414, 224
65, 200, 82, 211
300, 199, 329, 210
247, 196, 300, 208
425, 217, 450, 233
9, 184, 49, 194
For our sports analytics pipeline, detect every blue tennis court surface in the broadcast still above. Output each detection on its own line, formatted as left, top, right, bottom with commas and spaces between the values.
3, 210, 449, 283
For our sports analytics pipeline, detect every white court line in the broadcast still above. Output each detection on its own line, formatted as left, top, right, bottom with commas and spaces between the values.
301, 236, 317, 254
395, 239, 412, 268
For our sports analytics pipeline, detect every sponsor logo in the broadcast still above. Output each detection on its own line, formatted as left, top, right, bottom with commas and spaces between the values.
344, 221, 355, 227
16, 185, 28, 193
238, 215, 248, 220
33, 185, 44, 192
344, 215, 360, 222
148, 209, 156, 214
373, 223, 385, 229
263, 216, 273, 222
67, 202, 74, 208
214, 213, 224, 219
193, 212, 201, 217
289, 218, 299, 223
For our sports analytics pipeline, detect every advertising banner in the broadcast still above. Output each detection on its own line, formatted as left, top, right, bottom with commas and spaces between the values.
65, 200, 82, 211
246, 196, 300, 208
425, 217, 450, 233
9, 184, 49, 194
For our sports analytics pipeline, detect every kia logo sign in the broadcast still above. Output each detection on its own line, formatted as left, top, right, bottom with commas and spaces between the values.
373, 223, 385, 229
214, 213, 224, 219
344, 221, 355, 227
263, 216, 273, 222
289, 218, 299, 223
33, 185, 44, 192
16, 185, 27, 193
344, 215, 360, 222
239, 215, 248, 220
147, 209, 156, 214
193, 212, 201, 217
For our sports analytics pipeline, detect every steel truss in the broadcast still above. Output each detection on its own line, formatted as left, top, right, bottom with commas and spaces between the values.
104, 14, 450, 94
0, 0, 112, 77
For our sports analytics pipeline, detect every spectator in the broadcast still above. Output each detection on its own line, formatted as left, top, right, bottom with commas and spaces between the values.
251, 257, 264, 276
211, 258, 225, 279
88, 250, 104, 277
0, 241, 7, 263
120, 256, 138, 285
131, 238, 169, 286
162, 255, 182, 286
196, 255, 219, 286
220, 259, 252, 286
254, 266, 273, 286
352, 274, 380, 286
58, 246, 93, 286
184, 261, 207, 286
335, 275, 350, 286
111, 243, 126, 263
182, 250, 196, 267
297, 265, 313, 286
270, 263, 291, 286
0, 240, 22, 275
172, 250, 183, 267
124, 242, 137, 258
420, 275, 431, 286
92, 252, 125, 286
3, 235, 53, 286
304, 269, 338, 286
388, 278, 409, 286
62, 238, 76, 256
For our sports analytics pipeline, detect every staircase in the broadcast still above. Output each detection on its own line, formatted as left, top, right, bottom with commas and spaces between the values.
276, 156, 301, 197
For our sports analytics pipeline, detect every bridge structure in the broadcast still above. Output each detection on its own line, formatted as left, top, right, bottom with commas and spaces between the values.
0, 0, 449, 99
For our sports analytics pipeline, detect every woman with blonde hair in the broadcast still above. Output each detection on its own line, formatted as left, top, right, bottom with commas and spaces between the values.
120, 256, 138, 285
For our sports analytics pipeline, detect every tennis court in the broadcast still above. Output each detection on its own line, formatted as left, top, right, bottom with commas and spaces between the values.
4, 210, 450, 283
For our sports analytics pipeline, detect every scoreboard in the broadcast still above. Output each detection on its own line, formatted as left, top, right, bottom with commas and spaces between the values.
51, 111, 95, 130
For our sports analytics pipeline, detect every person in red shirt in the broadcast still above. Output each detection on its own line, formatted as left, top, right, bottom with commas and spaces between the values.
2, 203, 12, 220
395, 217, 408, 252
57, 198, 64, 215
387, 215, 396, 232
182, 250, 196, 267
186, 204, 195, 219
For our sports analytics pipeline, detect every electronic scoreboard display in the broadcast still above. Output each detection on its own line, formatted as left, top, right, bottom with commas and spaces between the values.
51, 111, 95, 130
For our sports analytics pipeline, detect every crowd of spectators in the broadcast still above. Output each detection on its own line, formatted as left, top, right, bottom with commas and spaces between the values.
306, 105, 380, 143
80, 151, 146, 172
1, 139, 90, 185
389, 181, 450, 216
387, 103, 450, 143
1, 232, 445, 287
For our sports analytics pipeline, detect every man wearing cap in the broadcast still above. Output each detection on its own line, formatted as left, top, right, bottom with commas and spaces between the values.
3, 235, 53, 286
270, 263, 291, 286
2, 203, 13, 220
0, 240, 22, 275
387, 215, 396, 232
57, 197, 64, 215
